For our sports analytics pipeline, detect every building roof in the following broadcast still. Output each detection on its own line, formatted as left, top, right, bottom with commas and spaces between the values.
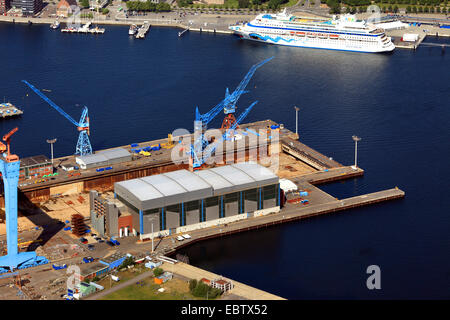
76, 148, 130, 166
20, 155, 51, 168
114, 162, 279, 211
99, 252, 126, 265
79, 262, 108, 276
97, 148, 131, 159
57, 0, 77, 9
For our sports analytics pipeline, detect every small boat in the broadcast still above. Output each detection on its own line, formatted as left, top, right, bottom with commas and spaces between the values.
50, 20, 60, 30
52, 263, 67, 270
129, 24, 137, 35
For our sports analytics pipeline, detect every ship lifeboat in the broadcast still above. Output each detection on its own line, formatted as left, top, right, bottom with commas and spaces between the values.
318, 33, 327, 39
306, 33, 316, 38
290, 31, 295, 35
296, 32, 305, 36
330, 34, 339, 39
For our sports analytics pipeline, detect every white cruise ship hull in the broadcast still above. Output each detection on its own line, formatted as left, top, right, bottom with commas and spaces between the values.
233, 31, 395, 53
229, 11, 396, 54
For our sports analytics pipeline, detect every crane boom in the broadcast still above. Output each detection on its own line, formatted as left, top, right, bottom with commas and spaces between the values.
22, 80, 80, 127
192, 101, 258, 168
196, 56, 273, 125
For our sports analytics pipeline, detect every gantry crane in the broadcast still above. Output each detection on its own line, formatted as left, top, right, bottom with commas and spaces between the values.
192, 57, 273, 156
0, 127, 48, 274
22, 80, 92, 156
221, 57, 273, 130
190, 101, 258, 169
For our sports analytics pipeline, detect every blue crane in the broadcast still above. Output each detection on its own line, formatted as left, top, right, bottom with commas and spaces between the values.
22, 80, 93, 156
190, 101, 258, 169
194, 56, 273, 128
0, 128, 48, 274
193, 57, 273, 153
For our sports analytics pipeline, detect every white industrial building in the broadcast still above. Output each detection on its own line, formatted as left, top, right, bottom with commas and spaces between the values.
76, 148, 131, 170
113, 162, 280, 240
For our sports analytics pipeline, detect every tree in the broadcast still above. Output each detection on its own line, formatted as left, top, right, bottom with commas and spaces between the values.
81, 0, 90, 8
153, 267, 164, 277
239, 0, 250, 7
393, 5, 398, 12
189, 279, 197, 291
327, 0, 341, 13
119, 256, 134, 269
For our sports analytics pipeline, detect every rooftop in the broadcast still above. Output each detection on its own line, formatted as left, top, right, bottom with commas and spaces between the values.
20, 155, 51, 168
114, 162, 279, 211
100, 252, 126, 265
76, 148, 130, 165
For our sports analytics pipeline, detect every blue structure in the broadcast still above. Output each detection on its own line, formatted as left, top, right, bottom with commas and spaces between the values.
22, 80, 92, 156
190, 101, 257, 168
0, 132, 48, 274
99, 253, 127, 271
193, 57, 273, 152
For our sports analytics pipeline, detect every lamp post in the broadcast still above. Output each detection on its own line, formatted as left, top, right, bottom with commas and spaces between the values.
46, 138, 57, 167
294, 106, 300, 139
151, 219, 154, 253
352, 135, 361, 169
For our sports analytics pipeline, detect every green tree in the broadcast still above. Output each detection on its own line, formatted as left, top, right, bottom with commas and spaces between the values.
119, 256, 134, 269
153, 267, 164, 277
189, 279, 197, 291
239, 0, 250, 7
81, 0, 90, 9
327, 0, 341, 13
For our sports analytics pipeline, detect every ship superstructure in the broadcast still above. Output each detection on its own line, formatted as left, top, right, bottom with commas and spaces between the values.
229, 9, 395, 53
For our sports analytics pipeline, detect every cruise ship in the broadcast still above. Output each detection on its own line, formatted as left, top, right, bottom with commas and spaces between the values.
229, 9, 395, 53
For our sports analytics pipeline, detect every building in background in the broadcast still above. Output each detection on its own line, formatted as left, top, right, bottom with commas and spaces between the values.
0, 0, 11, 15
90, 190, 133, 238
114, 162, 280, 240
76, 148, 131, 170
211, 278, 233, 292
56, 0, 77, 17
10, 0, 43, 15
18, 155, 53, 181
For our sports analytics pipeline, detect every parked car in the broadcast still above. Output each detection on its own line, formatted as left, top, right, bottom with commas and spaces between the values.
176, 236, 184, 241
79, 237, 88, 244
182, 234, 191, 239
110, 239, 120, 246
87, 244, 95, 251
106, 240, 115, 247
83, 256, 94, 263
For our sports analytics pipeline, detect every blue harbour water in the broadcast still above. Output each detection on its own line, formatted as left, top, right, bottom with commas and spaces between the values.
1, 23, 449, 299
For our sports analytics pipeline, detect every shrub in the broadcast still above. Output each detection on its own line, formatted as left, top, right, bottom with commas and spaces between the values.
119, 256, 134, 269
189, 280, 223, 299
189, 279, 197, 291
153, 267, 164, 277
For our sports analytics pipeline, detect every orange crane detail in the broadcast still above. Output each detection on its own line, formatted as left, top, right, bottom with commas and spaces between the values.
0, 127, 19, 163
